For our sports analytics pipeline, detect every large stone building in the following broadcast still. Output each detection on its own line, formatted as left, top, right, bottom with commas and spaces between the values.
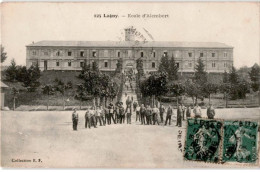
26, 27, 233, 73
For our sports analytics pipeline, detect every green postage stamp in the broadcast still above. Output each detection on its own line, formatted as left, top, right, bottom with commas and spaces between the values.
184, 118, 259, 164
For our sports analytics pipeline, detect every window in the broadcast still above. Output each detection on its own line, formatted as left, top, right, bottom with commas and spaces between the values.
80, 62, 85, 68
44, 51, 48, 56
141, 52, 144, 57
68, 62, 71, 67
152, 62, 155, 68
104, 50, 108, 57
224, 52, 227, 57
176, 63, 179, 68
93, 51, 97, 57
212, 53, 215, 57
127, 50, 132, 57
163, 51, 167, 57
68, 51, 72, 56
32, 61, 38, 66
104, 61, 108, 68
188, 62, 192, 68
153, 52, 156, 58
80, 51, 84, 57
56, 51, 60, 56
212, 62, 216, 68
200, 52, 203, 57
224, 62, 227, 67
32, 51, 36, 55
118, 51, 120, 57
188, 52, 192, 57
56, 61, 59, 66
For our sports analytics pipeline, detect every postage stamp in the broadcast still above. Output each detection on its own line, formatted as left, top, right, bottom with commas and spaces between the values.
184, 118, 259, 164
184, 118, 223, 163
222, 120, 258, 163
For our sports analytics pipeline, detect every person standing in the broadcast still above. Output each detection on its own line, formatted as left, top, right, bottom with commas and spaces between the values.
146, 105, 152, 125
207, 104, 215, 119
72, 108, 79, 131
176, 105, 182, 127
181, 104, 186, 120
159, 104, 165, 123
186, 106, 192, 119
89, 106, 97, 128
136, 104, 140, 122
115, 103, 120, 123
104, 106, 109, 125
108, 103, 115, 124
153, 105, 160, 125
125, 104, 132, 124
165, 106, 173, 126
95, 106, 103, 126
100, 105, 106, 125
193, 103, 202, 118
85, 107, 91, 129
119, 103, 125, 124
140, 104, 146, 125
133, 101, 137, 112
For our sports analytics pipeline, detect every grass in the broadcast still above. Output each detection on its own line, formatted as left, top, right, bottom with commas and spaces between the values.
3, 70, 122, 110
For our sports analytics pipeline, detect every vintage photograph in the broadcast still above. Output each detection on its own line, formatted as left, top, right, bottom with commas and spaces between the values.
0, 1, 259, 168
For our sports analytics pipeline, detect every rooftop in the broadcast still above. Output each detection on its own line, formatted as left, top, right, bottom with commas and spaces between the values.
27, 40, 233, 48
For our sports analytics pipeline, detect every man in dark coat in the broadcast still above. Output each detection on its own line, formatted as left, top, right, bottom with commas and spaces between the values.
165, 106, 173, 126
207, 104, 215, 119
125, 104, 132, 124
85, 107, 91, 129
186, 106, 191, 119
72, 108, 79, 131
140, 104, 146, 125
159, 104, 165, 123
176, 105, 182, 127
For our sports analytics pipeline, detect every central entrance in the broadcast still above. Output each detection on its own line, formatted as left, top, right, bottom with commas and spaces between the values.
123, 60, 136, 73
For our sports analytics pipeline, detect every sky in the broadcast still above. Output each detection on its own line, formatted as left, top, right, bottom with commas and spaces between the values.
1, 2, 259, 68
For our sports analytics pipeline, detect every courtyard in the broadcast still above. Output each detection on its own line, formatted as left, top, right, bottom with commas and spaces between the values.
1, 108, 259, 168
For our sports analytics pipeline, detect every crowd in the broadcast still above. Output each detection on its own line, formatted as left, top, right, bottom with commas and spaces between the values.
72, 71, 216, 131
71, 99, 216, 131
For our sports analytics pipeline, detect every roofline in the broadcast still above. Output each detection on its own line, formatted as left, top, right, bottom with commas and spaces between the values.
26, 45, 234, 49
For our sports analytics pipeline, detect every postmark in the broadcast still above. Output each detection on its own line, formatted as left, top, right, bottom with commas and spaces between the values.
222, 120, 258, 163
184, 118, 223, 163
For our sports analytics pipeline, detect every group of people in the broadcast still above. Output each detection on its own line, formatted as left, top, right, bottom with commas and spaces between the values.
72, 100, 216, 131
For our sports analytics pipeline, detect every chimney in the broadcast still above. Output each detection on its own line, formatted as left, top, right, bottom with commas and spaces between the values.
125, 26, 136, 41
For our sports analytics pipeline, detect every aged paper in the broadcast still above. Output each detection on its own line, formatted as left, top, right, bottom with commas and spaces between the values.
0, 1, 259, 168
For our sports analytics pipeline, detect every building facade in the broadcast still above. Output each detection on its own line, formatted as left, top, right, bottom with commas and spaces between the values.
26, 27, 233, 73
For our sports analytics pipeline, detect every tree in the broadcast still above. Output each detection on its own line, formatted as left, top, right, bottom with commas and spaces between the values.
229, 66, 239, 85
53, 79, 73, 110
20, 64, 41, 92
168, 56, 179, 80
158, 55, 169, 73
75, 84, 88, 109
11, 87, 19, 110
219, 83, 231, 108
223, 70, 229, 83
185, 80, 201, 105
140, 72, 168, 106
249, 63, 260, 92
42, 84, 55, 110
228, 66, 240, 100
1, 45, 7, 63
194, 57, 207, 84
202, 82, 219, 104
5, 59, 17, 82
136, 57, 144, 77
92, 61, 99, 72
115, 58, 123, 74
168, 82, 185, 106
